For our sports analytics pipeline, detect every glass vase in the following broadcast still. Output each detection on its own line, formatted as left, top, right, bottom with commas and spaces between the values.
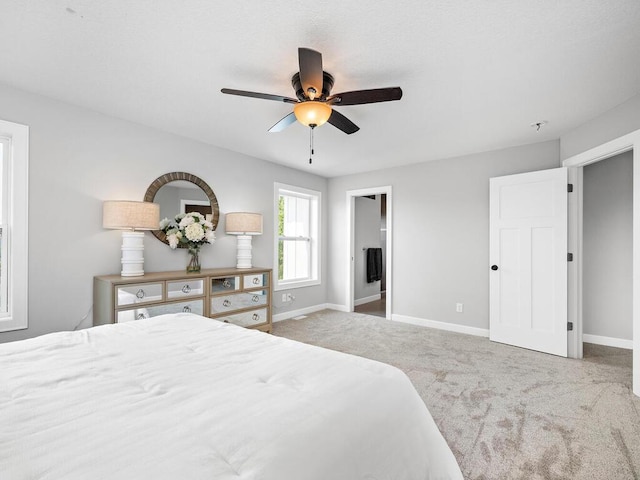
186, 246, 201, 273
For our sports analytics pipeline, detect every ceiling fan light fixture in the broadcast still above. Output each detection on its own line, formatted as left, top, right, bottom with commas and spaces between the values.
293, 101, 332, 127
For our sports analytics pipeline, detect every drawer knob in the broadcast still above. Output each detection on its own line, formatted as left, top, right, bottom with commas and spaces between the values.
252, 295, 259, 303
182, 285, 191, 294
183, 306, 192, 313
136, 313, 147, 320
136, 289, 145, 299
223, 299, 231, 307
252, 277, 260, 285
222, 280, 231, 288
252, 313, 260, 321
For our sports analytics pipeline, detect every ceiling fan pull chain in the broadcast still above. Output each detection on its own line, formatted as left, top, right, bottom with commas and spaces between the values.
309, 125, 316, 164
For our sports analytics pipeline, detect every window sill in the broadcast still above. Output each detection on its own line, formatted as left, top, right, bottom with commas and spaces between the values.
274, 279, 321, 291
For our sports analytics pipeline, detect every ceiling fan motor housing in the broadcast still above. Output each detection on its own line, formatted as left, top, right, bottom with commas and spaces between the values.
291, 71, 335, 101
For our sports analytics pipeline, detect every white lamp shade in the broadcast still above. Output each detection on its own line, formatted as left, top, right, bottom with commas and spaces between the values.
225, 212, 263, 235
103, 201, 160, 231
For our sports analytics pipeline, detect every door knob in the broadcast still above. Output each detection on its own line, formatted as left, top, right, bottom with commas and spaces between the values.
491, 265, 498, 271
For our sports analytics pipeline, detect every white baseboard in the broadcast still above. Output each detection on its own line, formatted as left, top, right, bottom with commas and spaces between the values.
275, 307, 633, 351
325, 303, 349, 312
354, 294, 381, 307
392, 313, 490, 338
583, 333, 633, 350
273, 303, 348, 322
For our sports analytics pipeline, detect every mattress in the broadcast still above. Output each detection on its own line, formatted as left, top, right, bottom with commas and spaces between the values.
0, 313, 462, 479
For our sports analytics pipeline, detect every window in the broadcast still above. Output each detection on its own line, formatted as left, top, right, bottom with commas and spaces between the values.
0, 138, 8, 315
0, 120, 29, 332
274, 183, 320, 290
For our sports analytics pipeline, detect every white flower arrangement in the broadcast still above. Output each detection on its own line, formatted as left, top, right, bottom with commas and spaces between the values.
159, 212, 215, 251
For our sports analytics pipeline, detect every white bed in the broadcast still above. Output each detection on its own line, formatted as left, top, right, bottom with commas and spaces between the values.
0, 313, 462, 479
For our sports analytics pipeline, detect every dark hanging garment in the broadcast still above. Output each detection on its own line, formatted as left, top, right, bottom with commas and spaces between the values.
366, 248, 383, 283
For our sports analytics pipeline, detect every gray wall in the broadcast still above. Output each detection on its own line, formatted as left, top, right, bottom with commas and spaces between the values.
354, 195, 381, 302
327, 141, 561, 330
583, 152, 633, 340
0, 83, 327, 342
561, 94, 640, 160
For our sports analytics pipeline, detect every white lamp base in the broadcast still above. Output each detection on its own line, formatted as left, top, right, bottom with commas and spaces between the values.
235, 235, 254, 269
121, 231, 146, 276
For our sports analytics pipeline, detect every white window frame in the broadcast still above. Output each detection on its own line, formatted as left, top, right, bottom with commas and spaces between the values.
0, 119, 29, 332
274, 182, 321, 291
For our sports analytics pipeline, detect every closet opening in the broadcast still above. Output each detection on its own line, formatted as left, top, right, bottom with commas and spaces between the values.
346, 186, 392, 320
353, 194, 387, 318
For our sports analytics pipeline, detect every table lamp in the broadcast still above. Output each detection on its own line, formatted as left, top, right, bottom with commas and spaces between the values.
103, 200, 160, 276
225, 212, 263, 269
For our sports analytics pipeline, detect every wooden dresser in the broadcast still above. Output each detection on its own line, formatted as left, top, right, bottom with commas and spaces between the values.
93, 267, 272, 332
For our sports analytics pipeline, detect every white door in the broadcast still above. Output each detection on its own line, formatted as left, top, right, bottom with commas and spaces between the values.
489, 167, 568, 357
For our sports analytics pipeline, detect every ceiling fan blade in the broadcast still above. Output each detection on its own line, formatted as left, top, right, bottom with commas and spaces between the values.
327, 110, 360, 135
221, 88, 298, 104
329, 87, 403, 106
268, 112, 297, 132
298, 48, 324, 99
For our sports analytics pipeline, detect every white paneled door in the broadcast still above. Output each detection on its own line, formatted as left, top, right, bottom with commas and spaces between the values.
489, 167, 568, 357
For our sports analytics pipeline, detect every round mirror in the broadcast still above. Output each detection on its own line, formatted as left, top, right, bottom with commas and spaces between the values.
144, 172, 219, 246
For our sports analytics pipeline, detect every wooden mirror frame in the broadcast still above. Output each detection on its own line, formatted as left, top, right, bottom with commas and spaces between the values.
144, 172, 220, 246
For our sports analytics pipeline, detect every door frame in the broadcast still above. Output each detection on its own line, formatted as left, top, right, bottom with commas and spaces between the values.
346, 186, 392, 319
563, 128, 640, 397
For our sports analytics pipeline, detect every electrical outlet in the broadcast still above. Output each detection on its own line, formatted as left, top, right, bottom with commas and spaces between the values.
282, 293, 287, 302
456, 303, 463, 313
286, 293, 295, 302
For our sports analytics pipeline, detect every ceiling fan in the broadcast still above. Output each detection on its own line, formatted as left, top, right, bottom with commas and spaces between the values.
221, 47, 403, 135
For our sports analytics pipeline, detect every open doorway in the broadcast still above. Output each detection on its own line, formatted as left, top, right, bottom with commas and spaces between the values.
353, 194, 387, 317
582, 153, 633, 349
346, 186, 392, 320
563, 128, 640, 396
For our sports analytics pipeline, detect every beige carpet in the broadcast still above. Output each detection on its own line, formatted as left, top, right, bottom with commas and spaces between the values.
272, 309, 640, 480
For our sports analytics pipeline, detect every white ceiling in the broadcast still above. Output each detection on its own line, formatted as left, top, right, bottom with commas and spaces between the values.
1, 1, 639, 177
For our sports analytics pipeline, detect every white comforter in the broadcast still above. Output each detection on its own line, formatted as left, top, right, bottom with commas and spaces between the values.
0, 314, 462, 479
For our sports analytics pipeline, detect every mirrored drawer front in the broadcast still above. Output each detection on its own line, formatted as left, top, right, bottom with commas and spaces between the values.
116, 283, 163, 306
167, 279, 205, 299
244, 273, 269, 288
211, 291, 268, 314
117, 299, 204, 323
211, 276, 240, 294
220, 308, 268, 328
